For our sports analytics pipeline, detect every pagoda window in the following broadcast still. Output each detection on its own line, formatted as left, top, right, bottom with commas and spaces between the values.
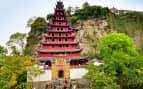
59, 39, 61, 41
59, 44, 62, 47
59, 33, 61, 36
65, 38, 68, 41
52, 34, 54, 36
66, 44, 69, 47
52, 39, 55, 42
57, 28, 59, 31
61, 28, 63, 31
59, 17, 61, 20
66, 33, 68, 36
59, 22, 61, 25
52, 45, 55, 48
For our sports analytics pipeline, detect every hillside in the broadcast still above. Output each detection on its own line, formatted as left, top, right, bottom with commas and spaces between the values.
25, 2, 143, 57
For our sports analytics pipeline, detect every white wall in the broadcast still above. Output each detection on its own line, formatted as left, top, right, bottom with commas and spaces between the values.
94, 62, 103, 66
70, 68, 88, 79
28, 62, 103, 82
28, 70, 52, 82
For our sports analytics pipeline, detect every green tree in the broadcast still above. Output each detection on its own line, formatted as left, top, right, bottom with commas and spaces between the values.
84, 33, 143, 89
66, 6, 72, 17
84, 62, 119, 89
25, 17, 48, 56
46, 14, 54, 21
26, 16, 37, 27
0, 45, 7, 56
30, 17, 48, 32
0, 45, 7, 60
0, 56, 43, 89
6, 32, 26, 56
82, 2, 89, 9
10, 46, 20, 56
99, 33, 138, 60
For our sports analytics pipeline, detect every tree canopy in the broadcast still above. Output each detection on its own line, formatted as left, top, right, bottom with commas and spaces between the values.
99, 33, 138, 60
84, 33, 143, 89
6, 32, 26, 56
0, 45, 7, 56
0, 56, 43, 89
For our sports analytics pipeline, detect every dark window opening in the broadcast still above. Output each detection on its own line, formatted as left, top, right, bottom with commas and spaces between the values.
59, 44, 62, 47
52, 34, 54, 36
65, 38, 68, 41
66, 44, 69, 47
59, 33, 61, 36
52, 45, 55, 48
52, 39, 55, 42
57, 28, 59, 31
66, 33, 68, 36
59, 39, 61, 41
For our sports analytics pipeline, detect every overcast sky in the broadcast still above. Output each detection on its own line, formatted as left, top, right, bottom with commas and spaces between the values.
0, 0, 143, 47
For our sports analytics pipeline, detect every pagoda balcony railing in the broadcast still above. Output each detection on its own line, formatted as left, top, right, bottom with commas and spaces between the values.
47, 30, 71, 33
52, 19, 67, 22
54, 14, 65, 16
50, 24, 69, 27
44, 35, 75, 38
55, 8, 65, 12
41, 42, 78, 45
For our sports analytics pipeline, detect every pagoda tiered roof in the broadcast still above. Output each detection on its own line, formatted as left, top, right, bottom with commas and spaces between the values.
40, 42, 78, 45
47, 30, 72, 33
55, 9, 65, 12
50, 24, 69, 27
37, 49, 82, 53
44, 35, 75, 38
52, 18, 67, 22
54, 14, 65, 16
37, 1, 88, 62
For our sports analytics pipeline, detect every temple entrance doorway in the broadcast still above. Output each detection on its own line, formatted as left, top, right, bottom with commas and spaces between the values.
58, 70, 64, 78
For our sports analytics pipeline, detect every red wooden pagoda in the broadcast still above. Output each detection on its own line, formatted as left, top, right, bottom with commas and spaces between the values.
37, 1, 88, 80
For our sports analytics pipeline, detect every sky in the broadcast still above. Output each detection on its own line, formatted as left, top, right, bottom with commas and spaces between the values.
0, 0, 143, 47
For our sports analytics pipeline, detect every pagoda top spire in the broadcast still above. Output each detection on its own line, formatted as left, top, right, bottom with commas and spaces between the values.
56, 0, 64, 9
57, 0, 63, 4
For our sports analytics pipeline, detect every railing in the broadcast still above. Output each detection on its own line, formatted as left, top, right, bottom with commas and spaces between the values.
51, 24, 69, 27
55, 9, 65, 12
55, 14, 65, 16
